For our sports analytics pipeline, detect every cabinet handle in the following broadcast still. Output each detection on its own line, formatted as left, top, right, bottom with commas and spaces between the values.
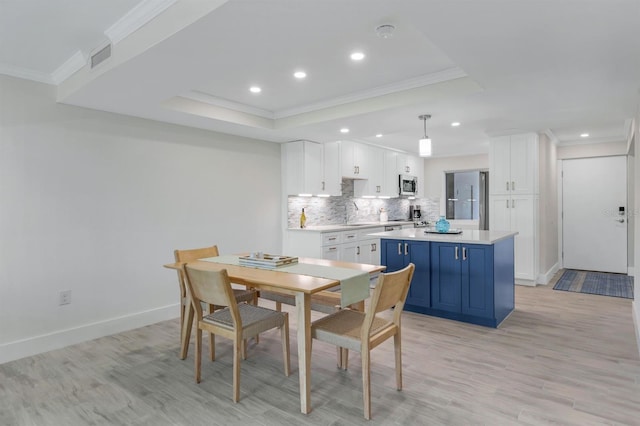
455, 246, 459, 260
406, 166, 410, 173
404, 243, 409, 256
328, 247, 337, 251
322, 181, 325, 191
506, 181, 509, 191
372, 243, 376, 252
354, 166, 357, 175
462, 247, 467, 260
328, 237, 336, 241
511, 181, 515, 190
357, 246, 360, 255
506, 199, 509, 209
347, 235, 355, 239
398, 243, 402, 255
512, 199, 515, 208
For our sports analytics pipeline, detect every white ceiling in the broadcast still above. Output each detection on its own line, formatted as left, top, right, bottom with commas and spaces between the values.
2, 0, 639, 157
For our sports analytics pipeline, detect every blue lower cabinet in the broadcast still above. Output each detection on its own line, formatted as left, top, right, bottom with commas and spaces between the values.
381, 239, 430, 308
461, 244, 494, 319
431, 243, 462, 312
380, 238, 514, 328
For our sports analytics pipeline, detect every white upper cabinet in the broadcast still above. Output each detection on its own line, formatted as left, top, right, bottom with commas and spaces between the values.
489, 133, 538, 195
354, 148, 400, 198
396, 153, 422, 176
340, 140, 373, 179
396, 153, 424, 198
283, 140, 322, 195
321, 141, 342, 196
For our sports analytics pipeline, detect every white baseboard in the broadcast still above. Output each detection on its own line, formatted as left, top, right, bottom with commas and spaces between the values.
628, 267, 635, 277
515, 279, 536, 287
0, 304, 180, 365
537, 262, 560, 285
633, 301, 640, 358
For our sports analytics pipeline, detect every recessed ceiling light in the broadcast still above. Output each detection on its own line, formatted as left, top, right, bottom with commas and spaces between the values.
340, 128, 350, 133
451, 122, 461, 127
249, 86, 261, 93
580, 133, 589, 138
350, 51, 365, 61
376, 134, 383, 138
293, 71, 307, 79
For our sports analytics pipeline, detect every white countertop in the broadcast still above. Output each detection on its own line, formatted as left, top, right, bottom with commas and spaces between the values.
288, 221, 414, 232
368, 228, 518, 245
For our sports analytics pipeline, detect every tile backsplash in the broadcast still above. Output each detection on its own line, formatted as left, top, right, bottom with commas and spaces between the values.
287, 179, 440, 228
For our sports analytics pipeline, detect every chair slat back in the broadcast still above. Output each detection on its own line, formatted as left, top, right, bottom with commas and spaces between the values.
362, 263, 415, 336
183, 265, 241, 327
174, 245, 220, 294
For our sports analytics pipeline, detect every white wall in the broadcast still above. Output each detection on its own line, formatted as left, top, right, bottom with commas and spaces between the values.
538, 134, 559, 283
557, 141, 628, 159
0, 75, 282, 363
633, 118, 640, 355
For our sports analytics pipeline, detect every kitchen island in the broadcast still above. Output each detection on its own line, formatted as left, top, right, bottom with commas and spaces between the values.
368, 228, 517, 327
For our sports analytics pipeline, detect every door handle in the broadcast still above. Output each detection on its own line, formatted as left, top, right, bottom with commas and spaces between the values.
462, 247, 467, 260
455, 246, 459, 260
398, 243, 402, 255
404, 243, 409, 256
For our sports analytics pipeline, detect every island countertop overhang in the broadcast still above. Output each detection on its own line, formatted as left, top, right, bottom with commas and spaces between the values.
368, 228, 518, 245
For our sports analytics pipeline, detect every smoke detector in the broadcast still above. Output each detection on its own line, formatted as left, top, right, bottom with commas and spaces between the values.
375, 24, 395, 39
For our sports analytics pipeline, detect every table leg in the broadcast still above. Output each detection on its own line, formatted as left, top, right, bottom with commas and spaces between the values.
295, 292, 312, 414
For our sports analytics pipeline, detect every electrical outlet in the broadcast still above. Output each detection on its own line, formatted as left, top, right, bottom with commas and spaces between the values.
59, 290, 71, 306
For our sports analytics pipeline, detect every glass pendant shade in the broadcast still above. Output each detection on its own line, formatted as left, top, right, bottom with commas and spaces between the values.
419, 137, 432, 157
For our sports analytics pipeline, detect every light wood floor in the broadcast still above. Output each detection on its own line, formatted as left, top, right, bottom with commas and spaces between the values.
2, 280, 639, 425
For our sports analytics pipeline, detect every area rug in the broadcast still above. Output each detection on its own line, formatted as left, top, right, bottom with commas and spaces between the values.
553, 269, 634, 299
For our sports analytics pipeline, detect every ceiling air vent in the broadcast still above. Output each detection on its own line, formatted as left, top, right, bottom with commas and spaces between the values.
90, 44, 111, 69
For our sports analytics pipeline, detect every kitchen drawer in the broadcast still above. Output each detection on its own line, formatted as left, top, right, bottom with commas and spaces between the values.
322, 232, 342, 246
322, 245, 340, 260
342, 231, 358, 243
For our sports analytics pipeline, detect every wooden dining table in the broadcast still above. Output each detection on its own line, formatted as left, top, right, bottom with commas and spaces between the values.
164, 256, 385, 414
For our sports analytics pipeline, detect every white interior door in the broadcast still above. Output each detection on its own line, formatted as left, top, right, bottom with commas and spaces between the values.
562, 156, 627, 273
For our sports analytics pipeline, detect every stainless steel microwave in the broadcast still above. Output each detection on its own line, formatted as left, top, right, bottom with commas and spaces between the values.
399, 174, 418, 196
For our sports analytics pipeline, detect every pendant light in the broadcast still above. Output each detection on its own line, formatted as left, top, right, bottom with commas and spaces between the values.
418, 114, 432, 157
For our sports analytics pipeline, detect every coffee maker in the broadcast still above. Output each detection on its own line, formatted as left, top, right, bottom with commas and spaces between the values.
408, 205, 422, 221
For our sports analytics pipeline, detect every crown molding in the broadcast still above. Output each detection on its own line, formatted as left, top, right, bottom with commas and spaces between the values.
182, 68, 469, 124
51, 50, 86, 85
0, 63, 53, 85
274, 67, 468, 119
543, 129, 559, 145
105, 0, 178, 45
557, 136, 626, 146
183, 90, 275, 119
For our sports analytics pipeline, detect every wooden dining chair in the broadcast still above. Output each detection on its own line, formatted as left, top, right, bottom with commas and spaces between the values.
174, 245, 257, 359
183, 263, 290, 402
310, 263, 415, 420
